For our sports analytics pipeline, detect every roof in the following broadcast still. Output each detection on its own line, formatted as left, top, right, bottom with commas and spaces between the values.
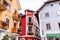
24, 9, 35, 12
20, 13, 26, 17
37, 0, 60, 13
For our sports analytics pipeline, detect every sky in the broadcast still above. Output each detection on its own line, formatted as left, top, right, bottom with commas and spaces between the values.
19, 0, 47, 14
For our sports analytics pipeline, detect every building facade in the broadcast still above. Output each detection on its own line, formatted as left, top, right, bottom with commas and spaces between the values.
38, 0, 60, 40
0, 0, 21, 40
19, 10, 40, 40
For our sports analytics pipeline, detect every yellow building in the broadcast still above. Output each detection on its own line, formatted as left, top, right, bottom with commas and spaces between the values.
0, 0, 21, 40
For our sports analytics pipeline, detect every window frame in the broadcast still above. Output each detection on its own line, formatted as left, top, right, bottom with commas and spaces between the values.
28, 25, 32, 32
57, 10, 60, 17
58, 23, 60, 29
28, 16, 32, 23
46, 23, 51, 30
45, 12, 49, 18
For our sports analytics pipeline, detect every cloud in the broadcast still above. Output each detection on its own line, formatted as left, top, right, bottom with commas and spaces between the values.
19, 0, 47, 14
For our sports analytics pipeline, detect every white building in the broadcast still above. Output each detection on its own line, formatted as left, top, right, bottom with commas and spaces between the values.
38, 0, 60, 40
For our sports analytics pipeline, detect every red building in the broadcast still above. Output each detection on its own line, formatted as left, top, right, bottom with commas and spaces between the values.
19, 9, 40, 40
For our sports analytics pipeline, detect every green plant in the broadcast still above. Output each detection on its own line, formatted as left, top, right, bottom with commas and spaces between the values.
2, 34, 14, 40
2, 34, 9, 40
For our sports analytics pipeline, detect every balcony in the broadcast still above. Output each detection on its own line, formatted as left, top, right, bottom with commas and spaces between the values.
0, 0, 7, 11
0, 21, 8, 30
12, 13, 19, 21
11, 28, 18, 33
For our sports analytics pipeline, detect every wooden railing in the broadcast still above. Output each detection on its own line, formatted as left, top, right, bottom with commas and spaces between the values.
11, 28, 18, 33
12, 13, 20, 21
0, 0, 7, 11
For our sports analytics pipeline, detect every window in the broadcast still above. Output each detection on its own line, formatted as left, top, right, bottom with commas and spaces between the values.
42, 30, 44, 35
57, 11, 60, 17
4, 0, 9, 6
46, 23, 51, 30
18, 27, 22, 32
58, 23, 60, 28
7, 4, 11, 12
3, 0, 11, 12
6, 18, 9, 27
29, 17, 31, 22
6, 14, 10, 27
14, 20, 17, 28
28, 26, 32, 32
45, 12, 49, 17
59, 3, 60, 5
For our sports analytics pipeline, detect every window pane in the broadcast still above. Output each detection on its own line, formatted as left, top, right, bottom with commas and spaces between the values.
6, 18, 9, 27
28, 26, 32, 32
14, 20, 17, 28
57, 11, 60, 16
58, 23, 60, 28
45, 12, 49, 17
46, 23, 51, 30
29, 17, 31, 22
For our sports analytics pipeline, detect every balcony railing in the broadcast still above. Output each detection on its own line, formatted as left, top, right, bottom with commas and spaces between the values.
11, 28, 18, 33
28, 22, 33, 25
28, 31, 33, 35
12, 13, 19, 21
0, 20, 2, 28
0, 0, 8, 11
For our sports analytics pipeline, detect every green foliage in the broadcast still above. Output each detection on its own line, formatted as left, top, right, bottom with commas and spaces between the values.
2, 34, 9, 40
2, 34, 14, 40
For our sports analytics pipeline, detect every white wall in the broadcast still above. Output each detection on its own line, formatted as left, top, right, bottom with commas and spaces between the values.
39, 1, 60, 37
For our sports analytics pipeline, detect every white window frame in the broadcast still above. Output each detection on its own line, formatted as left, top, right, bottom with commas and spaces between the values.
57, 10, 60, 17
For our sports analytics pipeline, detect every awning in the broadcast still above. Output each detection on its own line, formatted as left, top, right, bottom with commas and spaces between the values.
46, 34, 60, 38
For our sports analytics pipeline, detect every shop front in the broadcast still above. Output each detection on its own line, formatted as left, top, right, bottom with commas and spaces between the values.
46, 34, 60, 40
